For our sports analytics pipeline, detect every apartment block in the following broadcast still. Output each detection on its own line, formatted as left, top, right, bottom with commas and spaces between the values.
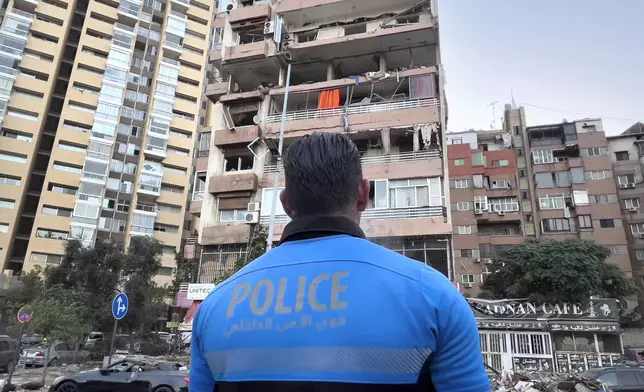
607, 122, 644, 308
197, 0, 451, 282
448, 108, 631, 295
0, 0, 212, 283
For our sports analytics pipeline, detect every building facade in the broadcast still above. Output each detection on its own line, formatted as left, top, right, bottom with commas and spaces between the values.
448, 108, 632, 296
0, 0, 212, 283
197, 0, 451, 283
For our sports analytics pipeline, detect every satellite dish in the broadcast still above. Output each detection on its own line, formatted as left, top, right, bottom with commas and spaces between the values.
253, 115, 260, 125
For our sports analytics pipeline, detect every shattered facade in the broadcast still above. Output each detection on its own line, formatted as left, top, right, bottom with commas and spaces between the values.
195, 0, 451, 282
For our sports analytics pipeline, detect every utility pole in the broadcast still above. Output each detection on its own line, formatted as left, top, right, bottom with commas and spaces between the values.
266, 63, 292, 251
487, 100, 498, 129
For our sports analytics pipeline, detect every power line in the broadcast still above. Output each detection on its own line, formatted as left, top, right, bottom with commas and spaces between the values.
517, 101, 639, 123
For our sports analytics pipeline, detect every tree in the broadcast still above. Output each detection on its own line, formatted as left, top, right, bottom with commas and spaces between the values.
120, 236, 163, 338
170, 245, 199, 295
480, 238, 638, 304
0, 267, 44, 320
213, 224, 267, 284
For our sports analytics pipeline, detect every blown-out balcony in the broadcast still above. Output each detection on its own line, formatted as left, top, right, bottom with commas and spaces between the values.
264, 97, 439, 139
221, 39, 281, 90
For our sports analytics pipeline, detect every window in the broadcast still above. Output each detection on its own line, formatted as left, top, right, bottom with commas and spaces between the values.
0, 151, 27, 163
578, 215, 592, 229
592, 194, 614, 204
533, 150, 554, 164
492, 160, 509, 167
459, 249, 473, 258
154, 224, 179, 234
0, 175, 20, 186
58, 142, 86, 153
518, 169, 526, 178
49, 183, 77, 195
471, 152, 485, 166
454, 179, 468, 189
626, 198, 640, 209
117, 199, 131, 212
595, 373, 617, 387
618, 371, 639, 387
220, 209, 246, 223
163, 165, 186, 174
131, 214, 155, 234
516, 148, 524, 156
618, 174, 635, 185
157, 203, 182, 214
0, 223, 7, 234
36, 229, 68, 240
587, 170, 607, 180
542, 218, 572, 233
599, 219, 615, 229
539, 194, 572, 210
224, 153, 254, 172
1, 129, 33, 141
388, 178, 442, 208
636, 250, 644, 261
454, 159, 465, 166
70, 226, 94, 242
98, 217, 126, 233
488, 197, 520, 212
585, 147, 605, 157
6, 109, 38, 121
631, 223, 644, 235
0, 199, 14, 209
490, 180, 511, 189
30, 253, 62, 264
615, 151, 630, 161
457, 225, 472, 235
456, 202, 470, 211
451, 138, 462, 144
167, 147, 189, 156
53, 163, 82, 173
461, 274, 475, 284
474, 196, 488, 211
42, 206, 72, 217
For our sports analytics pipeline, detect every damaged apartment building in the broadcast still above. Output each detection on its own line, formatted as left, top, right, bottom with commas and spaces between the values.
447, 106, 632, 297
191, 0, 451, 282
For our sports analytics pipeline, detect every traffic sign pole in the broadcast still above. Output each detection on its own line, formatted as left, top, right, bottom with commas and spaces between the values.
108, 293, 129, 366
8, 305, 34, 385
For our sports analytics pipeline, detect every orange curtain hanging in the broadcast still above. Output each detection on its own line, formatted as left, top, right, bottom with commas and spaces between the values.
317, 89, 341, 109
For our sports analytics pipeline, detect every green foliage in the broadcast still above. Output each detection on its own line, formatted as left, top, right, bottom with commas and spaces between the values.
121, 236, 164, 334
27, 289, 92, 343
480, 238, 638, 304
213, 224, 268, 284
0, 267, 44, 321
170, 245, 198, 295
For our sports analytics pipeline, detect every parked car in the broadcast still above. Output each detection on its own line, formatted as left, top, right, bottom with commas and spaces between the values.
48, 359, 189, 392
0, 335, 17, 372
20, 341, 89, 367
581, 366, 644, 391
84, 332, 104, 349
21, 333, 43, 349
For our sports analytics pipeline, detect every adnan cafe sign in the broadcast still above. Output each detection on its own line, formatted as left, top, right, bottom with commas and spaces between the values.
467, 298, 619, 321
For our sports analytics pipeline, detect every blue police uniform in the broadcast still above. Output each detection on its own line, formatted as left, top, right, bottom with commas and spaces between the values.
190, 216, 490, 392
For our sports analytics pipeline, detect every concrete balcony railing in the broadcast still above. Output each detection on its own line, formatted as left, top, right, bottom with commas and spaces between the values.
228, 3, 271, 28
266, 98, 439, 123
265, 150, 441, 173
260, 206, 445, 225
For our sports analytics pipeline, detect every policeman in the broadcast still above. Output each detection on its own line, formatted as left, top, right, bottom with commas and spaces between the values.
190, 132, 490, 392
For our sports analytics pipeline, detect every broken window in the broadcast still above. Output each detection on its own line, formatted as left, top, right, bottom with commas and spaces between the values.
224, 148, 254, 172
225, 102, 258, 128
238, 27, 264, 44
344, 24, 366, 36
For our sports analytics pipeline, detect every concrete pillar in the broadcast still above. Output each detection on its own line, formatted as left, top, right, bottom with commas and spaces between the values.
380, 128, 391, 154
326, 63, 335, 81
378, 54, 387, 73
412, 128, 420, 152
278, 67, 286, 86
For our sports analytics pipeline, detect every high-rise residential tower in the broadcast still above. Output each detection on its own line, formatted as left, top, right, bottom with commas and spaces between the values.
0, 0, 212, 284
196, 0, 451, 282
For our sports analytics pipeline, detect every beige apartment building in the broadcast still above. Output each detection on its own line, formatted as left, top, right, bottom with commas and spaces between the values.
195, 0, 451, 282
0, 0, 212, 283
447, 107, 632, 297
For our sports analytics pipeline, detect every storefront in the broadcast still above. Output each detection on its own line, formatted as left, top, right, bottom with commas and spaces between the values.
468, 298, 623, 373
176, 283, 216, 331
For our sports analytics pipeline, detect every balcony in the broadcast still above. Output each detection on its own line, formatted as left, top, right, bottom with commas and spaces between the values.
264, 97, 440, 139
228, 3, 271, 29
285, 18, 437, 64
189, 198, 202, 216
201, 223, 252, 245
213, 125, 261, 146
205, 81, 229, 103
209, 172, 258, 196
221, 39, 280, 86
134, 203, 158, 216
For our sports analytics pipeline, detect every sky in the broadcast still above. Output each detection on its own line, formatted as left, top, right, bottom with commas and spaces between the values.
439, 0, 643, 136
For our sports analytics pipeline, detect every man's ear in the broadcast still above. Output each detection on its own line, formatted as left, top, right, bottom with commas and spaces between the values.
356, 179, 369, 212
280, 189, 294, 218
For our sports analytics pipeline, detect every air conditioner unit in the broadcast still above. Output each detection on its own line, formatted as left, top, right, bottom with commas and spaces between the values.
639, 233, 644, 240
244, 211, 259, 224
629, 207, 638, 212
263, 21, 275, 35
247, 202, 261, 212
497, 211, 505, 216
474, 209, 483, 215
483, 258, 492, 265
463, 283, 473, 288
473, 258, 481, 263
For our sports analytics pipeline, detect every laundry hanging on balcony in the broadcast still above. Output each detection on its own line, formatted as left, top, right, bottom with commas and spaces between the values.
318, 89, 341, 109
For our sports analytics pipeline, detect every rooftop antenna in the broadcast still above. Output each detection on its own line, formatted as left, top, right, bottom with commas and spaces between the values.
487, 101, 498, 129
511, 89, 517, 108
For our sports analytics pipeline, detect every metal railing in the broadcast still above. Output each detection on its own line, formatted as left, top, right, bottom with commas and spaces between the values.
264, 150, 441, 173
115, 22, 136, 33
8, 9, 34, 19
259, 206, 444, 225
0, 65, 17, 77
135, 204, 157, 213
138, 184, 160, 193
163, 40, 183, 51
265, 98, 439, 123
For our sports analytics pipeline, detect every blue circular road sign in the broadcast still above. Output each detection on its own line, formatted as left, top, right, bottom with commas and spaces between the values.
112, 293, 129, 320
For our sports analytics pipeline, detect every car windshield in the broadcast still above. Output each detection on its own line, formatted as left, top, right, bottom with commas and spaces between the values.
89, 333, 102, 339
580, 370, 601, 379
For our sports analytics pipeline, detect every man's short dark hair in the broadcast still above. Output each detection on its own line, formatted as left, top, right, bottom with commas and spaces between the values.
282, 132, 363, 217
